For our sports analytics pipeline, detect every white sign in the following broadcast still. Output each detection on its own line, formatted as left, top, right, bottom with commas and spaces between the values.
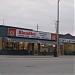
16, 29, 37, 38
37, 32, 51, 40
16, 29, 51, 40
59, 38, 75, 43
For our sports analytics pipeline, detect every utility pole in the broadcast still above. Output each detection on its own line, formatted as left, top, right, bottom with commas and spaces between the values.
3, 19, 4, 25
56, 0, 60, 56
37, 24, 39, 31
55, 22, 57, 33
54, 0, 60, 57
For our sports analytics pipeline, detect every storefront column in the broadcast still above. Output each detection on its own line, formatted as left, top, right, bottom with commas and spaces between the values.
12, 42, 14, 50
12, 42, 15, 50
38, 43, 40, 55
0, 37, 2, 50
7, 41, 8, 50
32, 43, 34, 55
2, 39, 3, 50
23, 42, 24, 50
62, 44, 64, 55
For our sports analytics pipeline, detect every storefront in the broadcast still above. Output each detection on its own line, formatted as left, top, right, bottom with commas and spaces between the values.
59, 34, 75, 55
0, 25, 56, 55
2, 37, 56, 55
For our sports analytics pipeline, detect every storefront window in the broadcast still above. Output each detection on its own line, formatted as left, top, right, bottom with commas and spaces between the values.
19, 42, 23, 50
13, 42, 19, 50
40, 43, 55, 55
28, 43, 33, 51
40, 43, 48, 52
23, 43, 28, 50
8, 42, 13, 50
3, 41, 13, 50
19, 42, 28, 50
3, 41, 29, 50
3, 41, 7, 50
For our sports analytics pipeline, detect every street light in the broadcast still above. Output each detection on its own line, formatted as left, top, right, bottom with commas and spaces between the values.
54, 0, 60, 57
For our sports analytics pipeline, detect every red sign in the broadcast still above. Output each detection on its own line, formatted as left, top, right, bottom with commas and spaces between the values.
16, 29, 37, 38
51, 33, 57, 40
8, 28, 16, 37
19, 30, 36, 36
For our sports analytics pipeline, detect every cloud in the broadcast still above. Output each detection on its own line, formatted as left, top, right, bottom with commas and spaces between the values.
0, 0, 74, 35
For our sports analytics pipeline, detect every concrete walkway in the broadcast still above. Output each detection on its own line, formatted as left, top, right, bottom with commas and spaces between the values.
0, 55, 75, 58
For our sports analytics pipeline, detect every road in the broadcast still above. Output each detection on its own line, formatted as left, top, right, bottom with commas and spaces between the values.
0, 56, 75, 75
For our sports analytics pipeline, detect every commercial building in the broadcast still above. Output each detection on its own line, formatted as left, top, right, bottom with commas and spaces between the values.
59, 34, 75, 55
0, 25, 56, 55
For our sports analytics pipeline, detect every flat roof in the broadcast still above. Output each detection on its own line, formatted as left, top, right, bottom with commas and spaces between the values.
0, 25, 33, 31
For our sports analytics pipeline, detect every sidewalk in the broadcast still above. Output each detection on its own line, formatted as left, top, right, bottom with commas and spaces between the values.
0, 55, 75, 58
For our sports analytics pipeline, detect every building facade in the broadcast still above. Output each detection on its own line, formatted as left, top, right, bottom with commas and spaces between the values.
59, 34, 75, 55
0, 25, 56, 55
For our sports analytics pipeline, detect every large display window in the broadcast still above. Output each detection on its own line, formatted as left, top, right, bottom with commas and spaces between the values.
40, 43, 48, 52
3, 41, 19, 50
40, 43, 55, 55
19, 42, 28, 50
13, 42, 19, 50
3, 41, 13, 50
3, 41, 32, 51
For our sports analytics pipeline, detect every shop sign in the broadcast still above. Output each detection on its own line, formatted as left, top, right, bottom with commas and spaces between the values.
59, 38, 75, 43
8, 28, 51, 40
51, 33, 57, 40
8, 28, 16, 37
37, 32, 51, 40
16, 29, 37, 38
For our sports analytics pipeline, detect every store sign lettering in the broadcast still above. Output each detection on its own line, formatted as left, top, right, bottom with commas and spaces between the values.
19, 30, 36, 36
8, 28, 51, 40
16, 29, 37, 38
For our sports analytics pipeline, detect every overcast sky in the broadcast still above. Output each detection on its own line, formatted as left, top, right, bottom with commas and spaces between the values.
0, 0, 74, 35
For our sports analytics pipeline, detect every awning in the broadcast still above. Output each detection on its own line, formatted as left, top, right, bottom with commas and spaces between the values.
4, 37, 38, 43
37, 40, 56, 44
3, 37, 56, 44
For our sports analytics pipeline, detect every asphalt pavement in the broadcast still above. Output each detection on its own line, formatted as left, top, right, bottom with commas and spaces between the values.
0, 55, 75, 75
